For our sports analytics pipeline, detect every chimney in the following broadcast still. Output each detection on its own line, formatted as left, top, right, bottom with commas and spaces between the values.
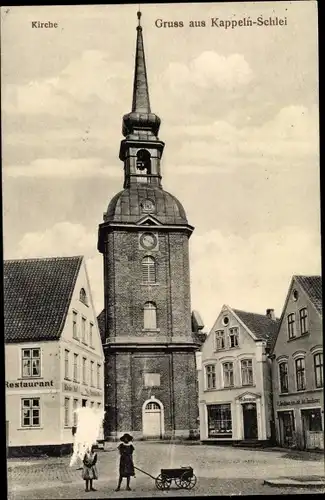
266, 308, 275, 320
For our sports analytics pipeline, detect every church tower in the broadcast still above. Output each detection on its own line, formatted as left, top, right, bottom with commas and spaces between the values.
98, 12, 199, 439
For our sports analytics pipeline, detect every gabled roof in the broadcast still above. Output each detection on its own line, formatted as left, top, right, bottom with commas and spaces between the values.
269, 275, 322, 353
294, 275, 322, 314
232, 308, 280, 348
4, 256, 83, 343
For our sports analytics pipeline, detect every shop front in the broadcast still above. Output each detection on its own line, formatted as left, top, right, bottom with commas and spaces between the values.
207, 403, 233, 439
276, 394, 324, 450
202, 391, 268, 443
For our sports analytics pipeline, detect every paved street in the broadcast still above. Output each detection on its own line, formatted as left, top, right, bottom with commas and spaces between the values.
8, 442, 325, 498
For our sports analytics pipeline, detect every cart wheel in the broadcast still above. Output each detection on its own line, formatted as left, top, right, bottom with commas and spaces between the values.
179, 471, 197, 489
175, 477, 182, 489
155, 474, 172, 490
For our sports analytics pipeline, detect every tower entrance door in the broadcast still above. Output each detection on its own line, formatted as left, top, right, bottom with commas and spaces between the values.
143, 401, 162, 438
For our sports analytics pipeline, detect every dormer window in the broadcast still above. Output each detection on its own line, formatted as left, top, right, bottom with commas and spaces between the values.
79, 288, 88, 306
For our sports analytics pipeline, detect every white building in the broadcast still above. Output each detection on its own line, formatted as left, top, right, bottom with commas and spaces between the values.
5, 256, 105, 456
198, 305, 279, 445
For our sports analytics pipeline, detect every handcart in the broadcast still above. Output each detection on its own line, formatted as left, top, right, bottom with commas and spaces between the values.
134, 465, 197, 490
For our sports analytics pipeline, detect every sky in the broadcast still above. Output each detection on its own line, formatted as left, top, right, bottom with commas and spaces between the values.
1, 1, 320, 331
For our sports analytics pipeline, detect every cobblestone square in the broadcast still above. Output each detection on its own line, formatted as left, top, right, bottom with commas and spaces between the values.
7, 442, 325, 498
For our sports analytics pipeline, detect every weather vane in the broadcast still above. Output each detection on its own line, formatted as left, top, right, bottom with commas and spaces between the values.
137, 4, 142, 26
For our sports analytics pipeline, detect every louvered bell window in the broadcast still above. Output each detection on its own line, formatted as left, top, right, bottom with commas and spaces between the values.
142, 256, 156, 283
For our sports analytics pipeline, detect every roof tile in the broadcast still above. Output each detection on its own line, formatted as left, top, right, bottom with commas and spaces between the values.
4, 256, 82, 343
232, 308, 280, 348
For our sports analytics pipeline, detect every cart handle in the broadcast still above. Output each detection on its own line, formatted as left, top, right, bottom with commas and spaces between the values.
134, 465, 157, 480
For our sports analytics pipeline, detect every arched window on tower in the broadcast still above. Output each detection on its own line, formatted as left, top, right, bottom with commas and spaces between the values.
136, 149, 151, 183
79, 288, 88, 306
142, 256, 156, 284
143, 301, 157, 330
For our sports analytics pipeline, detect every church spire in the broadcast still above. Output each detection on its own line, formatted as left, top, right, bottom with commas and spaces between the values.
131, 11, 151, 113
121, 11, 161, 138
119, 10, 165, 189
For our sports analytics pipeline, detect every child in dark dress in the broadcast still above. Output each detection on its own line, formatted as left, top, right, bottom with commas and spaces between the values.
82, 445, 98, 492
115, 433, 135, 491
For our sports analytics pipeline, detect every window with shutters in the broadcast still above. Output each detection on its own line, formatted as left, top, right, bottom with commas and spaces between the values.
142, 256, 156, 283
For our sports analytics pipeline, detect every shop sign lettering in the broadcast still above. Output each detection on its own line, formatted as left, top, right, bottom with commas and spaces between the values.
277, 398, 320, 407
62, 382, 79, 393
6, 380, 54, 388
81, 387, 102, 398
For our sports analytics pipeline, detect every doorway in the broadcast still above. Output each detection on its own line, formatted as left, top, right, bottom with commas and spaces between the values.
278, 411, 295, 447
242, 403, 258, 439
301, 408, 323, 450
143, 401, 162, 438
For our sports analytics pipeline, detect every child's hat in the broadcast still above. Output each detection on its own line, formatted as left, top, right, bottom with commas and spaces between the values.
120, 433, 133, 443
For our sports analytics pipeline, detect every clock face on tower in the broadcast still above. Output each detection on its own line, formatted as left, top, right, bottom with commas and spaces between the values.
139, 232, 158, 250
140, 199, 155, 213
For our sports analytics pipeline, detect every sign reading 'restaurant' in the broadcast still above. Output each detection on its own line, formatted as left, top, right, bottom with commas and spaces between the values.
6, 380, 54, 388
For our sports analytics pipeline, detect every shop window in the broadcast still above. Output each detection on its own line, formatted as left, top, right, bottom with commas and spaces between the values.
21, 398, 40, 427
241, 359, 253, 386
142, 256, 156, 283
287, 313, 296, 339
229, 328, 239, 348
215, 330, 225, 350
143, 301, 157, 330
207, 404, 232, 438
144, 373, 161, 387
299, 308, 308, 335
295, 357, 306, 391
314, 352, 323, 388
223, 362, 234, 388
205, 365, 216, 390
279, 361, 289, 393
305, 408, 323, 432
21, 348, 41, 378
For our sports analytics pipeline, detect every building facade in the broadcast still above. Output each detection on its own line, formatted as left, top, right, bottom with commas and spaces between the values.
5, 256, 104, 456
97, 12, 199, 440
198, 305, 279, 444
270, 275, 323, 450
